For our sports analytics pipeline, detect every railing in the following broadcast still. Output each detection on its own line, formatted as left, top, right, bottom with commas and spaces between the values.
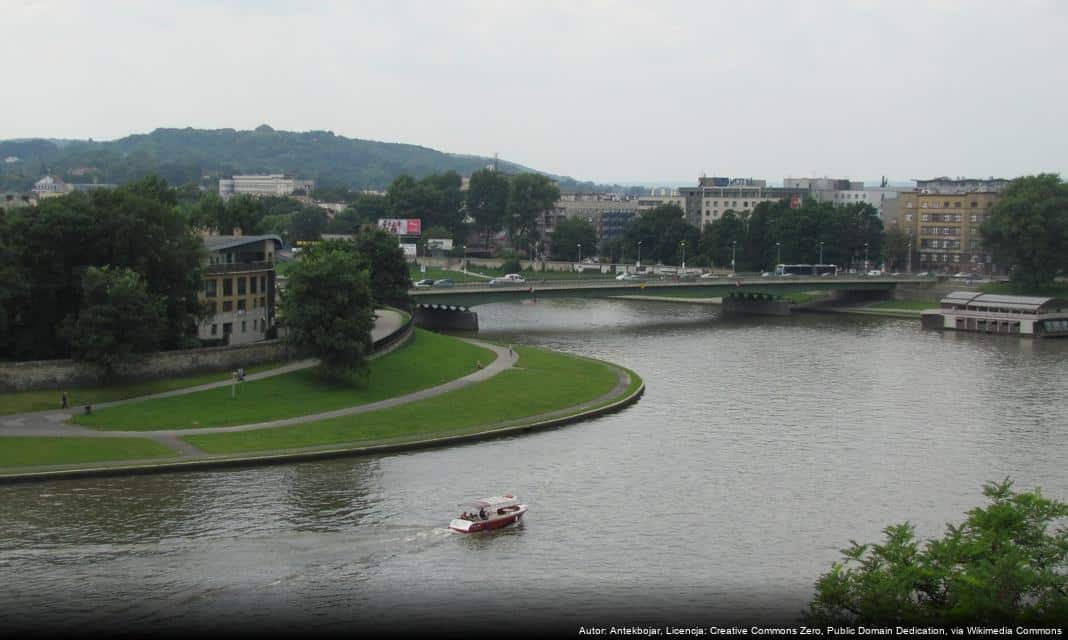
203, 261, 273, 275
410, 274, 929, 292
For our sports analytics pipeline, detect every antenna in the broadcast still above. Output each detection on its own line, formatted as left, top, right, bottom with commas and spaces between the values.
493, 153, 499, 172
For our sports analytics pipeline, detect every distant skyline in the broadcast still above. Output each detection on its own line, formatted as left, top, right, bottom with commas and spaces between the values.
2, 1, 1065, 184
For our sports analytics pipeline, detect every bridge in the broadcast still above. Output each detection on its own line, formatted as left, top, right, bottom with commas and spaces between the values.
409, 275, 929, 330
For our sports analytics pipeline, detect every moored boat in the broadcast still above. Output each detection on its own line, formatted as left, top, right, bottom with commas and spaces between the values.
921, 291, 1068, 338
449, 494, 527, 533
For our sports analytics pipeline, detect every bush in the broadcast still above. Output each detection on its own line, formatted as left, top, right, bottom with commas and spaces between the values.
500, 258, 522, 273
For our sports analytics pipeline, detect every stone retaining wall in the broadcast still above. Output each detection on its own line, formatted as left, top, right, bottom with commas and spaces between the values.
0, 340, 293, 393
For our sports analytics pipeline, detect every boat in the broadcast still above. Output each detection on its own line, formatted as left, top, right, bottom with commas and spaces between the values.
921, 291, 1068, 338
449, 494, 528, 533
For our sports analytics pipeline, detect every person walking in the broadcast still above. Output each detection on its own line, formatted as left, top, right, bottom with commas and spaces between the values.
60, 392, 68, 409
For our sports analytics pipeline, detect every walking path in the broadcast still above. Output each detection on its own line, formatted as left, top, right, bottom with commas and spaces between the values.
0, 338, 513, 449
0, 308, 407, 435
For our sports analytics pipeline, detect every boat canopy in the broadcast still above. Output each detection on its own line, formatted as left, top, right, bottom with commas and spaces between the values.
458, 495, 518, 510
940, 291, 1067, 313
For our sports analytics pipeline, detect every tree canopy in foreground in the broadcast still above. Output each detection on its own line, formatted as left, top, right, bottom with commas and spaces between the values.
805, 479, 1068, 626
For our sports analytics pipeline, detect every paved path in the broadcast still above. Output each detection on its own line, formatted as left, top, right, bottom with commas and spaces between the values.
0, 308, 407, 436
0, 339, 516, 456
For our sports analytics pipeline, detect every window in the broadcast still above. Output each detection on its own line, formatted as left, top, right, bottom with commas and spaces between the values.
237, 299, 246, 311
260, 296, 266, 308
211, 324, 217, 336
921, 202, 928, 208
260, 276, 266, 292
971, 201, 978, 208
921, 215, 930, 222
907, 202, 914, 208
241, 321, 247, 333
238, 277, 246, 295
223, 301, 233, 312
207, 302, 217, 315
205, 280, 217, 298
250, 277, 258, 294
954, 202, 961, 208
905, 214, 913, 222
970, 214, 977, 223
223, 278, 233, 296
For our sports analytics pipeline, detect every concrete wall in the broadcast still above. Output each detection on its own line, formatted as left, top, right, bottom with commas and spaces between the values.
0, 340, 293, 393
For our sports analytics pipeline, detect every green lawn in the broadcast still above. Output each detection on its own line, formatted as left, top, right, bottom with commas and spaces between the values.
0, 361, 288, 416
981, 282, 1068, 297
183, 346, 624, 454
0, 437, 177, 468
863, 299, 941, 310
74, 330, 495, 430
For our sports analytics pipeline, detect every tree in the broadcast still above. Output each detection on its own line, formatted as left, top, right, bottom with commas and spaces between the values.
549, 217, 598, 261
466, 169, 510, 250
506, 173, 560, 254
288, 206, 328, 242
353, 227, 412, 308
60, 267, 167, 377
981, 174, 1068, 289
621, 204, 698, 265
279, 241, 374, 376
883, 227, 912, 273
805, 479, 1068, 626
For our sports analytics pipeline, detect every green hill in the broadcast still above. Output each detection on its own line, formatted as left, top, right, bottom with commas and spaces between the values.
0, 125, 575, 192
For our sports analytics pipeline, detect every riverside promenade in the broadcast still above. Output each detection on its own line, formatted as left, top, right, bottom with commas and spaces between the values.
0, 311, 643, 482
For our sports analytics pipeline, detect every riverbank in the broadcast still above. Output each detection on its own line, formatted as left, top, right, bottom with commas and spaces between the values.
0, 337, 643, 483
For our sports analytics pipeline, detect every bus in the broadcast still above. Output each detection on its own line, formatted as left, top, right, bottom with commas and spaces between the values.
775, 264, 838, 277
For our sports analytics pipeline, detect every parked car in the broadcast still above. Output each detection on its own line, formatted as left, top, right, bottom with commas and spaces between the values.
761, 272, 772, 277
699, 272, 719, 279
867, 270, 883, 276
616, 272, 641, 281
414, 278, 435, 288
433, 279, 454, 288
489, 273, 526, 285
916, 271, 931, 277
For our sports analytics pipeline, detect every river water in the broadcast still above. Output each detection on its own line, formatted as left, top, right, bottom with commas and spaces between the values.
2, 299, 1066, 634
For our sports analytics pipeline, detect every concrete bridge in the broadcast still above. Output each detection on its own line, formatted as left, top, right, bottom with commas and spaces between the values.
409, 275, 928, 329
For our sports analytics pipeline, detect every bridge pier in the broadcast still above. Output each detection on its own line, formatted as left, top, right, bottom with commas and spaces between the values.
721, 292, 792, 316
413, 304, 479, 331
828, 289, 893, 305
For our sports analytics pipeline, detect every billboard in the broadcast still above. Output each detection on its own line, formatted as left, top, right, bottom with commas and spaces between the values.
427, 238, 453, 251
401, 243, 418, 257
378, 218, 422, 236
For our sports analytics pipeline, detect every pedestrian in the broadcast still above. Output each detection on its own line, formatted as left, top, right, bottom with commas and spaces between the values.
508, 344, 514, 357
238, 367, 245, 381
61, 391, 68, 409
476, 359, 483, 370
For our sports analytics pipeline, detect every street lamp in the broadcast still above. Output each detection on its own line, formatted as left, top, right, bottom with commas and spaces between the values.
577, 243, 582, 264
637, 240, 643, 268
462, 244, 467, 275
730, 240, 737, 274
818, 241, 825, 265
776, 241, 782, 268
864, 242, 870, 271
680, 240, 686, 272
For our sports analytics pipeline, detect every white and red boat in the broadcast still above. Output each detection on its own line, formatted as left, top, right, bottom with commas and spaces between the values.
449, 494, 528, 533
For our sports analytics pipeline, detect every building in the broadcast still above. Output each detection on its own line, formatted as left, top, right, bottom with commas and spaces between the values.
548, 197, 643, 247
783, 177, 905, 218
680, 177, 806, 228
218, 175, 315, 199
198, 234, 282, 345
897, 177, 1007, 272
31, 175, 69, 199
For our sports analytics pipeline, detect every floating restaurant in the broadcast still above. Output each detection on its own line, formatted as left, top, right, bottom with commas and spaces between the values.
921, 291, 1068, 337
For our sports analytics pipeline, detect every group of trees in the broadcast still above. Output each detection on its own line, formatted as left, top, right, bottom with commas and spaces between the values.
596, 200, 885, 271
981, 173, 1068, 289
0, 176, 204, 365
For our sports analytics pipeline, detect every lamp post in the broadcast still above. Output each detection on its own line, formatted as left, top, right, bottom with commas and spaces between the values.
776, 241, 782, 268
730, 240, 737, 274
637, 240, 643, 268
462, 244, 467, 275
818, 241, 824, 265
907, 234, 912, 274
680, 240, 686, 273
577, 243, 582, 264
864, 242, 869, 271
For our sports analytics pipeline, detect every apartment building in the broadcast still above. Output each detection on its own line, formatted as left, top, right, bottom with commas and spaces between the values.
218, 174, 315, 199
898, 177, 1007, 272
198, 234, 282, 345
680, 177, 806, 228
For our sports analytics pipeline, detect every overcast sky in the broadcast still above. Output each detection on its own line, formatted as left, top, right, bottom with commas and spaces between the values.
3, 1, 1065, 184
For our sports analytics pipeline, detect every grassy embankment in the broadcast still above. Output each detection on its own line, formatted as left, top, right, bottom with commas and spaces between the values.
0, 437, 176, 468
0, 361, 288, 416
183, 345, 628, 454
74, 329, 494, 430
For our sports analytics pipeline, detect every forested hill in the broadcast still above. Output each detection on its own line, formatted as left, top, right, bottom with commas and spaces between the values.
0, 125, 586, 192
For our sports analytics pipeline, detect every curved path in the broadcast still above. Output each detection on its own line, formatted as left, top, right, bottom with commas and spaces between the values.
0, 339, 516, 455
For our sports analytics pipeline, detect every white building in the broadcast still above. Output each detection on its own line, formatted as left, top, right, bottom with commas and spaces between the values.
218, 174, 315, 199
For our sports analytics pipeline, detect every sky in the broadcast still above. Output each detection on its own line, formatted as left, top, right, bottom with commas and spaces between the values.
2, 0, 1066, 185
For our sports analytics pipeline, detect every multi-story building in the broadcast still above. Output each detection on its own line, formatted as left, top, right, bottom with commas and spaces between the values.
546, 197, 643, 247
218, 175, 315, 199
198, 234, 282, 345
898, 177, 1007, 272
680, 177, 806, 228
31, 175, 117, 199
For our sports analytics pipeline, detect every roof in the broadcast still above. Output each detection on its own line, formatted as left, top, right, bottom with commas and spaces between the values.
940, 291, 1065, 312
459, 495, 518, 509
202, 234, 283, 252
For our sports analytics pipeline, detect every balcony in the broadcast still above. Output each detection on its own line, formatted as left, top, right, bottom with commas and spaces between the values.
203, 261, 273, 275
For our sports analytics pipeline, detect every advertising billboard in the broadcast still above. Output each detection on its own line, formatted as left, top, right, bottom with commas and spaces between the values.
426, 238, 453, 251
401, 243, 418, 258
378, 218, 422, 236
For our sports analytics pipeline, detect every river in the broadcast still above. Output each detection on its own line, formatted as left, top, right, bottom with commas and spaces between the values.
2, 299, 1066, 634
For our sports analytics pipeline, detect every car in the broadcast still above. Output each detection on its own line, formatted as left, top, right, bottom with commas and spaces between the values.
699, 272, 719, 279
820, 271, 834, 277
433, 279, 454, 288
916, 271, 931, 277
761, 272, 771, 277
616, 272, 641, 281
414, 278, 435, 288
867, 270, 883, 276
490, 273, 526, 285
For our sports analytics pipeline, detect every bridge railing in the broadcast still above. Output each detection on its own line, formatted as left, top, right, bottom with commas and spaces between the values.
410, 273, 929, 292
